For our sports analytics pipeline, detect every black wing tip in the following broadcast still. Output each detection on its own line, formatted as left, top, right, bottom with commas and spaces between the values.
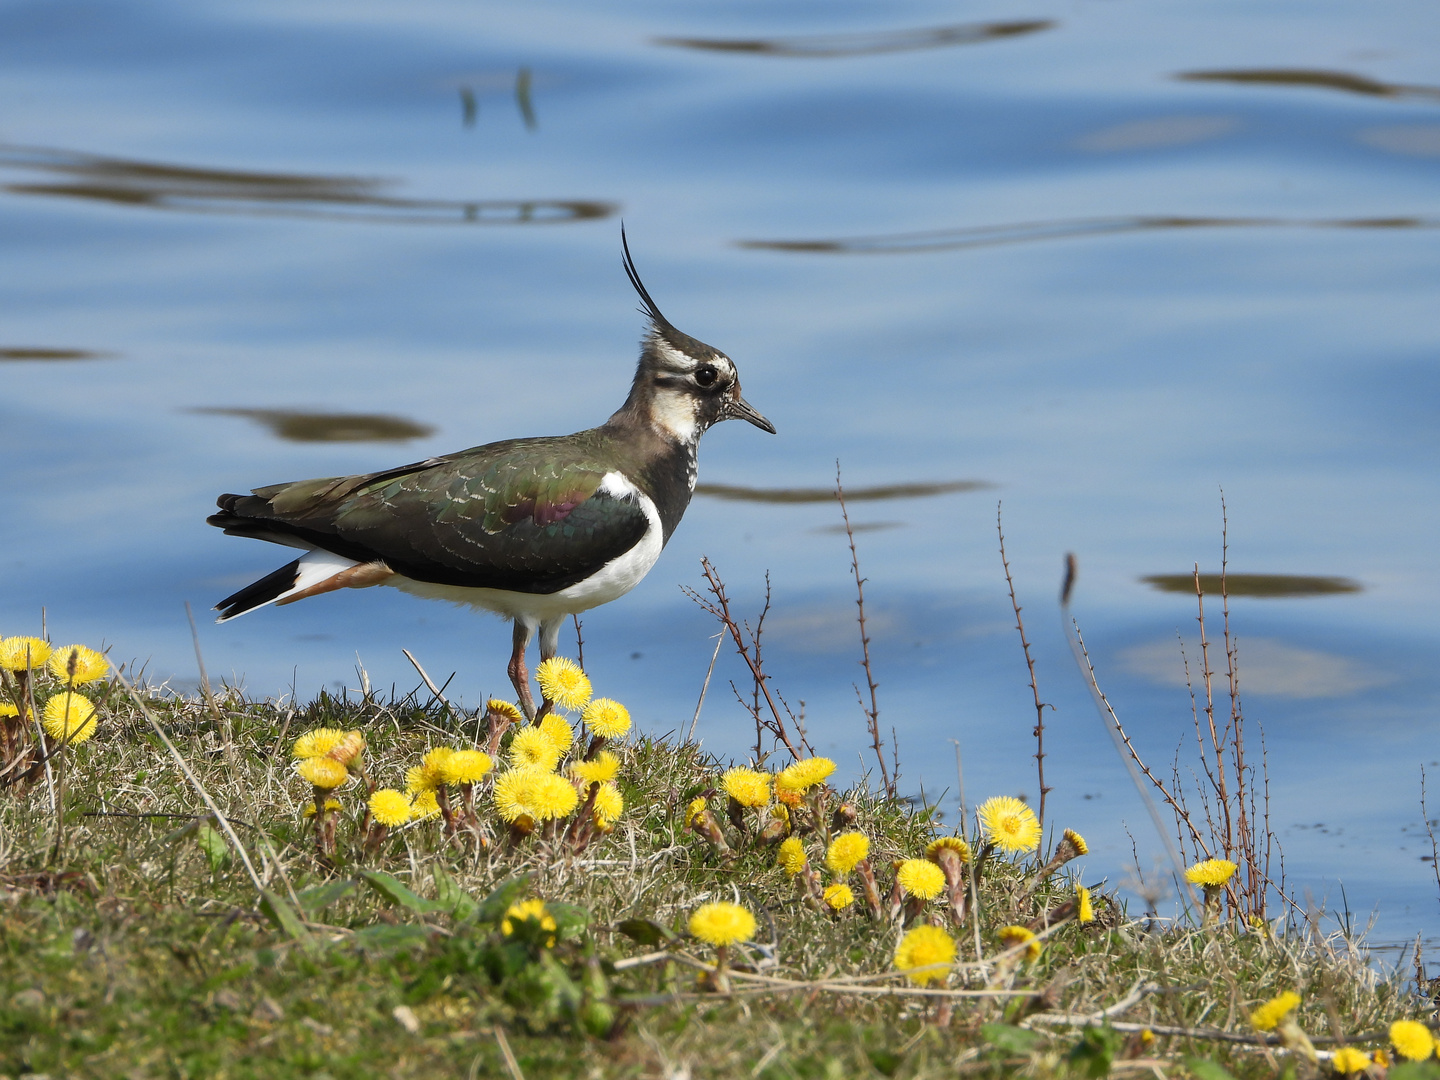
214, 559, 302, 622
620, 223, 672, 330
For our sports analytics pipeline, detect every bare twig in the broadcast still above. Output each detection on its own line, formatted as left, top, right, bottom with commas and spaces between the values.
837, 465, 892, 797
1422, 767, 1440, 902
572, 614, 585, 672
998, 503, 1051, 827
1061, 555, 1198, 913
748, 575, 774, 759
683, 558, 809, 761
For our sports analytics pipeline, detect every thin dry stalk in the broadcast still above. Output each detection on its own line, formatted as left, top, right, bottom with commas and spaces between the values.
1172, 495, 1277, 922
683, 558, 810, 762
837, 466, 894, 798
997, 503, 1051, 826
688, 631, 724, 742
748, 574, 774, 757
1422, 766, 1440, 901
402, 648, 458, 723
1061, 557, 1197, 910
1218, 498, 1267, 922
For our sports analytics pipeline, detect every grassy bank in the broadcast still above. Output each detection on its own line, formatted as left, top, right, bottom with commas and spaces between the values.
0, 638, 1432, 1080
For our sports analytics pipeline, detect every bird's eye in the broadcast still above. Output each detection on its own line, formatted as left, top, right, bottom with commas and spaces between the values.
694, 364, 719, 388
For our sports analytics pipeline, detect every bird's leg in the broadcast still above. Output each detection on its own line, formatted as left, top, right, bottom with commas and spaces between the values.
508, 620, 537, 722
533, 618, 564, 722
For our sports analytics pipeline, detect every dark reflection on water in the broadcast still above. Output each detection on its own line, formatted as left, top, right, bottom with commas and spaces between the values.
810, 521, 904, 535
0, 145, 615, 225
1141, 573, 1363, 598
742, 214, 1440, 256
1177, 68, 1440, 102
516, 67, 538, 132
192, 408, 436, 443
695, 480, 989, 504
0, 347, 109, 361
655, 20, 1052, 59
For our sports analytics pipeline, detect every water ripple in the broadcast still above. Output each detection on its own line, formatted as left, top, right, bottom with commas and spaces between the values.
0, 144, 616, 225
656, 20, 1053, 59
1177, 68, 1440, 102
741, 214, 1440, 255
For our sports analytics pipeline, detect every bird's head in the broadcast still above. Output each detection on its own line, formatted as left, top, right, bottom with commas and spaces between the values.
616, 230, 776, 446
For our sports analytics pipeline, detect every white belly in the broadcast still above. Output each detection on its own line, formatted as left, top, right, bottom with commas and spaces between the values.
387, 473, 664, 624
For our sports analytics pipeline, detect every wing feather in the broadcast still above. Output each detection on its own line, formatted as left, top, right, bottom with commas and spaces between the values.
208, 437, 650, 594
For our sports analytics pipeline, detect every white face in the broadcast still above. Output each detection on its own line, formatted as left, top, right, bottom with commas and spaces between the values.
649, 339, 737, 444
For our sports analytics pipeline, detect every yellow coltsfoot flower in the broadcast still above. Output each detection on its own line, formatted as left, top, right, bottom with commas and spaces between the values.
688, 902, 755, 947
538, 712, 573, 752
45, 644, 109, 684
1188, 858, 1239, 928
896, 859, 945, 900
0, 636, 51, 671
487, 699, 523, 721
297, 757, 349, 790
1390, 1019, 1435, 1062
581, 698, 631, 739
535, 657, 592, 711
826, 832, 870, 875
976, 796, 1042, 854
777, 836, 807, 875
509, 727, 562, 772
1251, 991, 1302, 1032
570, 750, 620, 786
998, 925, 1042, 961
1185, 859, 1238, 887
1330, 1047, 1370, 1075
722, 767, 771, 808
41, 691, 98, 743
926, 836, 971, 864
492, 769, 579, 822
775, 757, 836, 795
418, 747, 455, 787
684, 796, 709, 829
593, 782, 624, 827
502, 898, 558, 947
894, 925, 956, 985
1076, 884, 1095, 924
293, 728, 346, 760
440, 749, 493, 785
823, 883, 855, 910
368, 789, 413, 827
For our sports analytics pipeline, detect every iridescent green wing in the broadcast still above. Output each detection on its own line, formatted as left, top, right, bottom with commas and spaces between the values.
231, 436, 649, 594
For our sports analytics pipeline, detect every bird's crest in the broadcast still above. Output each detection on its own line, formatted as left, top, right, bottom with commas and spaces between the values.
621, 224, 675, 334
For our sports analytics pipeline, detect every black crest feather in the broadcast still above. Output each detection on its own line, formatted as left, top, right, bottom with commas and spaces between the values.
620, 224, 673, 331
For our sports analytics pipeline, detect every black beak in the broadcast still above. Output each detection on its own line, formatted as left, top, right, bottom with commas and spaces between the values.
726, 392, 776, 434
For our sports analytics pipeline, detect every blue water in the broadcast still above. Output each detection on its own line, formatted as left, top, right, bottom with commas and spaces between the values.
4, 0, 1440, 951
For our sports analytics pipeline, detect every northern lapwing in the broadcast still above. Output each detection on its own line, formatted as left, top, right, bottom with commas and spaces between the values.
208, 233, 775, 719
